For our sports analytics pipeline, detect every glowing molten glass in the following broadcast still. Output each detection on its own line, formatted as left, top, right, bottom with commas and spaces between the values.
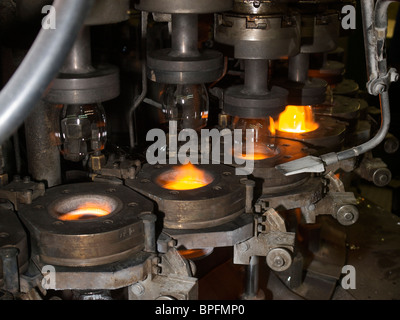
277, 105, 319, 133
179, 248, 214, 260
59, 202, 112, 221
156, 163, 213, 190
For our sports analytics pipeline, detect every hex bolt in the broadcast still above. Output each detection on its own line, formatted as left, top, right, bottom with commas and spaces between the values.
131, 283, 145, 296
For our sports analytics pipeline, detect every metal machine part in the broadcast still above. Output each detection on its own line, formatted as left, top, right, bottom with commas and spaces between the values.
136, 0, 229, 85
126, 163, 247, 230
18, 182, 155, 267
0, 208, 29, 293
275, 115, 347, 153
44, 26, 120, 105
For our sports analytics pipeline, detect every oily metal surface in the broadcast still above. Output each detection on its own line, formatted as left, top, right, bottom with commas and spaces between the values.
126, 164, 246, 230
18, 182, 153, 267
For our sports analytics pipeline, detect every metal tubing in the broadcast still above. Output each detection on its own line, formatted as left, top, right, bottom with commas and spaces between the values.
0, 0, 95, 146
24, 100, 62, 188
170, 14, 200, 57
361, 0, 378, 81
288, 53, 309, 83
0, 247, 19, 294
336, 91, 391, 161
244, 59, 269, 95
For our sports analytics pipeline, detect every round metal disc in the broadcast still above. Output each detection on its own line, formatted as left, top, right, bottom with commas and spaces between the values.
45, 65, 120, 104
277, 78, 328, 105
127, 164, 246, 230
147, 49, 224, 84
135, 0, 233, 14
18, 182, 153, 267
224, 85, 288, 118
276, 115, 346, 152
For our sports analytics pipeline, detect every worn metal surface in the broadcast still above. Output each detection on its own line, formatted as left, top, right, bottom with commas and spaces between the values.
18, 182, 154, 267
215, 13, 301, 59
127, 164, 246, 230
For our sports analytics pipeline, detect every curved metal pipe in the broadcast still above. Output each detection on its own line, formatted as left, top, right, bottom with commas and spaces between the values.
0, 0, 94, 145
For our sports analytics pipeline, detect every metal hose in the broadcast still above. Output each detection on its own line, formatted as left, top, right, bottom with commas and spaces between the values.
0, 0, 94, 145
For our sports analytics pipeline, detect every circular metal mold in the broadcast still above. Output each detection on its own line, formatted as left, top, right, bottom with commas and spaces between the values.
313, 95, 361, 121
215, 13, 301, 59
135, 0, 233, 14
332, 78, 360, 97
147, 49, 224, 84
49, 194, 120, 221
224, 85, 288, 118
127, 164, 246, 230
18, 182, 154, 267
276, 78, 328, 106
44, 65, 120, 104
276, 115, 346, 153
248, 139, 311, 195
308, 60, 345, 85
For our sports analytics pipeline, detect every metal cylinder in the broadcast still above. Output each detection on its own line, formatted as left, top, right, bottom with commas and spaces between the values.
24, 100, 62, 188
60, 26, 94, 74
244, 256, 259, 298
288, 53, 310, 83
170, 14, 200, 58
0, 247, 19, 294
244, 60, 269, 95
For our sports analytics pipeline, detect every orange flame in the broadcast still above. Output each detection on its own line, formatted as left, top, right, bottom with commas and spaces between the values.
156, 163, 214, 190
59, 202, 112, 221
277, 105, 319, 133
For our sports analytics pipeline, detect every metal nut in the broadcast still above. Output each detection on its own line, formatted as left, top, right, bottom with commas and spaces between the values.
266, 248, 292, 272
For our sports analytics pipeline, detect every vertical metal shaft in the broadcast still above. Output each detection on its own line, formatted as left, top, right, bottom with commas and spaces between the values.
25, 100, 62, 188
244, 59, 269, 95
244, 255, 259, 298
60, 26, 94, 74
288, 53, 310, 83
170, 14, 200, 58
0, 247, 19, 294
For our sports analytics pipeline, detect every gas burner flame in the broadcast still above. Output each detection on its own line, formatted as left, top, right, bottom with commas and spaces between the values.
156, 163, 214, 190
59, 202, 112, 221
277, 105, 319, 133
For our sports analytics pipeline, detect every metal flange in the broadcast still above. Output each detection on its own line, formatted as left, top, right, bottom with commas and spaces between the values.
18, 182, 154, 267
45, 65, 120, 104
147, 49, 224, 84
126, 164, 246, 230
276, 78, 328, 105
224, 85, 288, 118
215, 13, 301, 59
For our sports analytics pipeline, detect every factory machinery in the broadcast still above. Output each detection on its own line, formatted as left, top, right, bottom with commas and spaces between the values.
0, 0, 399, 301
